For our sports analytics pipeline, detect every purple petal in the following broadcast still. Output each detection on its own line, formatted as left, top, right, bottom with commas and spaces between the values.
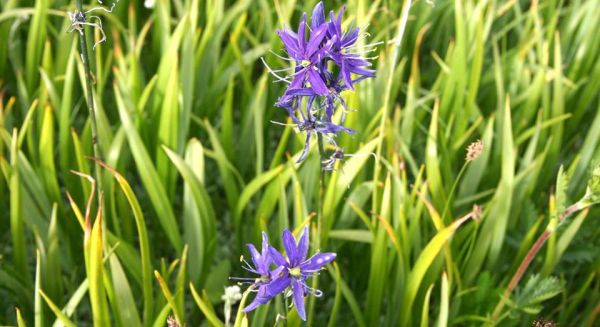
311, 2, 326, 31
289, 70, 309, 92
341, 28, 360, 47
286, 88, 317, 97
307, 69, 328, 96
259, 233, 271, 269
297, 226, 309, 263
269, 265, 285, 278
300, 252, 336, 272
242, 286, 271, 312
292, 279, 306, 320
277, 29, 301, 59
335, 6, 346, 36
349, 66, 376, 77
315, 122, 356, 135
242, 299, 262, 313
341, 60, 354, 90
346, 57, 373, 67
297, 13, 307, 53
306, 96, 317, 120
351, 75, 371, 85
337, 96, 348, 123
269, 246, 287, 267
306, 24, 328, 57
266, 273, 291, 297
328, 10, 339, 37
313, 35, 337, 60
325, 96, 335, 122
296, 131, 312, 163
282, 229, 299, 260
245, 244, 261, 271
261, 232, 269, 252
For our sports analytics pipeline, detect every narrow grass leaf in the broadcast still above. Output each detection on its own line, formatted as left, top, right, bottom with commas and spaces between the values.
95, 160, 153, 326
115, 86, 183, 252
190, 283, 225, 327
39, 291, 77, 327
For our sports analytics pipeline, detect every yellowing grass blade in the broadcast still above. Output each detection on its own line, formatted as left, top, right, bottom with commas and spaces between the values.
89, 206, 109, 326
400, 211, 477, 325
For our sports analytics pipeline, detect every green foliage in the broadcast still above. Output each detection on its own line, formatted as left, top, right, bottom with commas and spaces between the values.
0, 0, 599, 326
510, 274, 564, 316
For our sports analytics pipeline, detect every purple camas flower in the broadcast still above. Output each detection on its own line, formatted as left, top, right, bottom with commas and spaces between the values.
231, 233, 282, 312
277, 13, 335, 96
325, 6, 376, 90
267, 227, 336, 320
236, 232, 284, 312
237, 227, 336, 321
265, 1, 378, 165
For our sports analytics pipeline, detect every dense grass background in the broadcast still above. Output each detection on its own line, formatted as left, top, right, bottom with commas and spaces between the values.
1, 0, 599, 326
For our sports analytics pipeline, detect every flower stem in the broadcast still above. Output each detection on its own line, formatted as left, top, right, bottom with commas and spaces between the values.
490, 201, 582, 321
307, 133, 326, 325
74, 0, 104, 200
317, 133, 325, 236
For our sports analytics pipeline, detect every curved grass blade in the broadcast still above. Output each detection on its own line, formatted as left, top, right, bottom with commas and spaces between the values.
95, 160, 153, 326
163, 145, 217, 280
190, 283, 225, 327
114, 86, 183, 252
400, 211, 477, 326
39, 290, 77, 327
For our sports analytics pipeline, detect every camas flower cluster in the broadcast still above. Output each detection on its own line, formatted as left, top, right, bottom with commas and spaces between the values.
267, 2, 378, 164
237, 227, 336, 320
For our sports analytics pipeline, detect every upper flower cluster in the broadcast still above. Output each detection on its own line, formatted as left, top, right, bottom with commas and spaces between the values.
237, 227, 336, 320
266, 2, 378, 164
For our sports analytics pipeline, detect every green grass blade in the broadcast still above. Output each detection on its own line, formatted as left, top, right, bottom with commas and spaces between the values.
190, 283, 225, 327
95, 160, 153, 326
163, 144, 217, 280
114, 86, 183, 253
39, 291, 77, 327
109, 254, 143, 327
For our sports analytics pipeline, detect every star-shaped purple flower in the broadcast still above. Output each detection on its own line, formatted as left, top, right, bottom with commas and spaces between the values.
267, 227, 336, 320
240, 232, 283, 312
276, 13, 335, 96
326, 6, 376, 90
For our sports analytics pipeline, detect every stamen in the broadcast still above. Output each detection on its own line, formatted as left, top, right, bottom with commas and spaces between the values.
260, 57, 292, 83
269, 120, 298, 127
300, 280, 323, 297
344, 41, 384, 50
269, 50, 296, 61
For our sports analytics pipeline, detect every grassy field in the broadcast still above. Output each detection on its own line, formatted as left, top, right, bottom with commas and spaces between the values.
1, 0, 599, 326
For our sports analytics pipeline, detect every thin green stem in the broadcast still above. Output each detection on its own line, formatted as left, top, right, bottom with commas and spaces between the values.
283, 295, 289, 327
317, 133, 325, 235
74, 0, 104, 200
441, 162, 469, 222
307, 133, 326, 326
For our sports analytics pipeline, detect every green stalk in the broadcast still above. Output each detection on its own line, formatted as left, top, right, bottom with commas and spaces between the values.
308, 133, 326, 325
72, 2, 108, 324
74, 0, 104, 193
317, 133, 325, 239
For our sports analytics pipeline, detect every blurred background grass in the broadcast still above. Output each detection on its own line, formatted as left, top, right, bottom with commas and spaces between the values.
0, 0, 599, 326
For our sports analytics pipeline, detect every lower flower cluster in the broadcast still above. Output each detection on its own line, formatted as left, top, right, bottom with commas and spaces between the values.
236, 227, 336, 320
